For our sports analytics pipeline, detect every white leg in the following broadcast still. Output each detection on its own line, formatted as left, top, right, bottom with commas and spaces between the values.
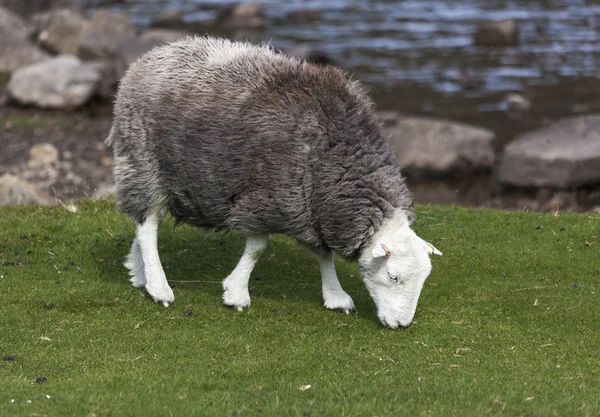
222, 234, 268, 311
136, 211, 174, 306
316, 251, 355, 314
124, 238, 146, 288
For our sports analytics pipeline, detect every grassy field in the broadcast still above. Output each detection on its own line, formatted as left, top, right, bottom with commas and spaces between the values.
0, 199, 598, 416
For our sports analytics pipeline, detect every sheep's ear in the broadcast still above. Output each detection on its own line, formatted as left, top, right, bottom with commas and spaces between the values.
372, 243, 392, 258
424, 241, 442, 256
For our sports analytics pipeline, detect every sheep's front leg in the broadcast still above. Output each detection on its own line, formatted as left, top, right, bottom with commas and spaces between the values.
135, 211, 174, 306
315, 251, 356, 314
222, 234, 268, 311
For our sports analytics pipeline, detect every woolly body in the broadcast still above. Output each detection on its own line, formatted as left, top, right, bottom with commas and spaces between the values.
108, 37, 440, 328
108, 37, 412, 260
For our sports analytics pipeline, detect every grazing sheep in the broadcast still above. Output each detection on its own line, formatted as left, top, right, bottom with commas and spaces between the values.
106, 37, 442, 329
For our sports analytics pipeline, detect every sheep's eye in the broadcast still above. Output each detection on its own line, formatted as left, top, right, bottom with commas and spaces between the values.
387, 271, 398, 282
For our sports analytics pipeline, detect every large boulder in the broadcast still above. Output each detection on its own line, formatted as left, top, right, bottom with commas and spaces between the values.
385, 117, 496, 176
0, 174, 53, 206
0, 7, 50, 74
499, 115, 600, 188
7, 55, 100, 108
32, 8, 90, 55
77, 9, 136, 76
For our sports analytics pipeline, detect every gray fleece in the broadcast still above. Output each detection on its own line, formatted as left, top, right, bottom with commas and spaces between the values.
107, 37, 413, 260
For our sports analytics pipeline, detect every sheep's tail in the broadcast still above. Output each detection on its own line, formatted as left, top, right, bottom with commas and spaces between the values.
104, 125, 116, 147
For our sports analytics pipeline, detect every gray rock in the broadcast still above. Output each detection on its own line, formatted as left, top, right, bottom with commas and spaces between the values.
287, 45, 334, 66
7, 55, 100, 108
150, 9, 184, 29
503, 93, 531, 112
87, 60, 119, 99
286, 8, 322, 23
32, 8, 90, 55
0, 7, 50, 74
117, 38, 162, 69
77, 9, 136, 77
386, 117, 496, 176
226, 1, 266, 29
141, 29, 188, 45
0, 174, 53, 206
474, 19, 519, 46
28, 143, 59, 168
499, 115, 600, 188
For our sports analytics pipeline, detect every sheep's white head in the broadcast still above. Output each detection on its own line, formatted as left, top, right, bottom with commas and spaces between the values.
358, 211, 442, 329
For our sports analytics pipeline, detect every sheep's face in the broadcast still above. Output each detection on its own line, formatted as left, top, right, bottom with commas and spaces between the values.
358, 215, 442, 329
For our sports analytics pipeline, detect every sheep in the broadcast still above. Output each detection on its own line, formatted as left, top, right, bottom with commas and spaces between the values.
106, 36, 442, 329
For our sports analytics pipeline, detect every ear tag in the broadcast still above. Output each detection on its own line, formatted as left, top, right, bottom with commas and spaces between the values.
372, 243, 392, 258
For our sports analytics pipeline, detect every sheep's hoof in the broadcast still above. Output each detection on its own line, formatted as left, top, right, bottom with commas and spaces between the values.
332, 307, 356, 315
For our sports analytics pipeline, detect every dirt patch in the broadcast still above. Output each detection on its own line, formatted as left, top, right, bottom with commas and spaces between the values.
0, 103, 114, 202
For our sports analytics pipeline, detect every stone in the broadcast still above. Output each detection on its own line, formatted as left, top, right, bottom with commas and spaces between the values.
151, 10, 184, 28
7, 55, 100, 108
0, 174, 53, 206
499, 115, 600, 188
0, 7, 50, 74
77, 9, 136, 76
32, 8, 90, 55
141, 29, 188, 44
503, 93, 531, 112
87, 60, 119, 99
28, 143, 59, 168
474, 19, 519, 46
225, 1, 266, 29
117, 38, 162, 69
287, 45, 334, 66
286, 8, 322, 23
385, 117, 496, 176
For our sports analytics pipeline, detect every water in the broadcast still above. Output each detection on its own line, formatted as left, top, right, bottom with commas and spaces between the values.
93, 0, 600, 208
110, 0, 600, 98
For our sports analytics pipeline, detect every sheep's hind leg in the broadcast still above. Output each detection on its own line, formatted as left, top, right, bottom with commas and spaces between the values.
222, 234, 268, 311
136, 210, 174, 306
315, 251, 355, 314
124, 238, 146, 288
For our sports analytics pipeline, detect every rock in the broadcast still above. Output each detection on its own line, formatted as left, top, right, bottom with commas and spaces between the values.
7, 55, 100, 108
151, 9, 184, 28
287, 45, 334, 66
504, 93, 531, 112
385, 117, 496, 176
0, 174, 53, 206
32, 9, 90, 55
0, 0, 78, 19
117, 37, 162, 69
499, 115, 600, 188
141, 29, 188, 44
87, 60, 119, 99
474, 19, 519, 46
286, 8, 322, 23
77, 9, 136, 76
0, 7, 50, 74
225, 1, 266, 29
28, 143, 59, 168
544, 191, 578, 212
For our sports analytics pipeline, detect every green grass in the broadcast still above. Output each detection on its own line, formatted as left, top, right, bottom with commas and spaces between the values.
0, 199, 598, 416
